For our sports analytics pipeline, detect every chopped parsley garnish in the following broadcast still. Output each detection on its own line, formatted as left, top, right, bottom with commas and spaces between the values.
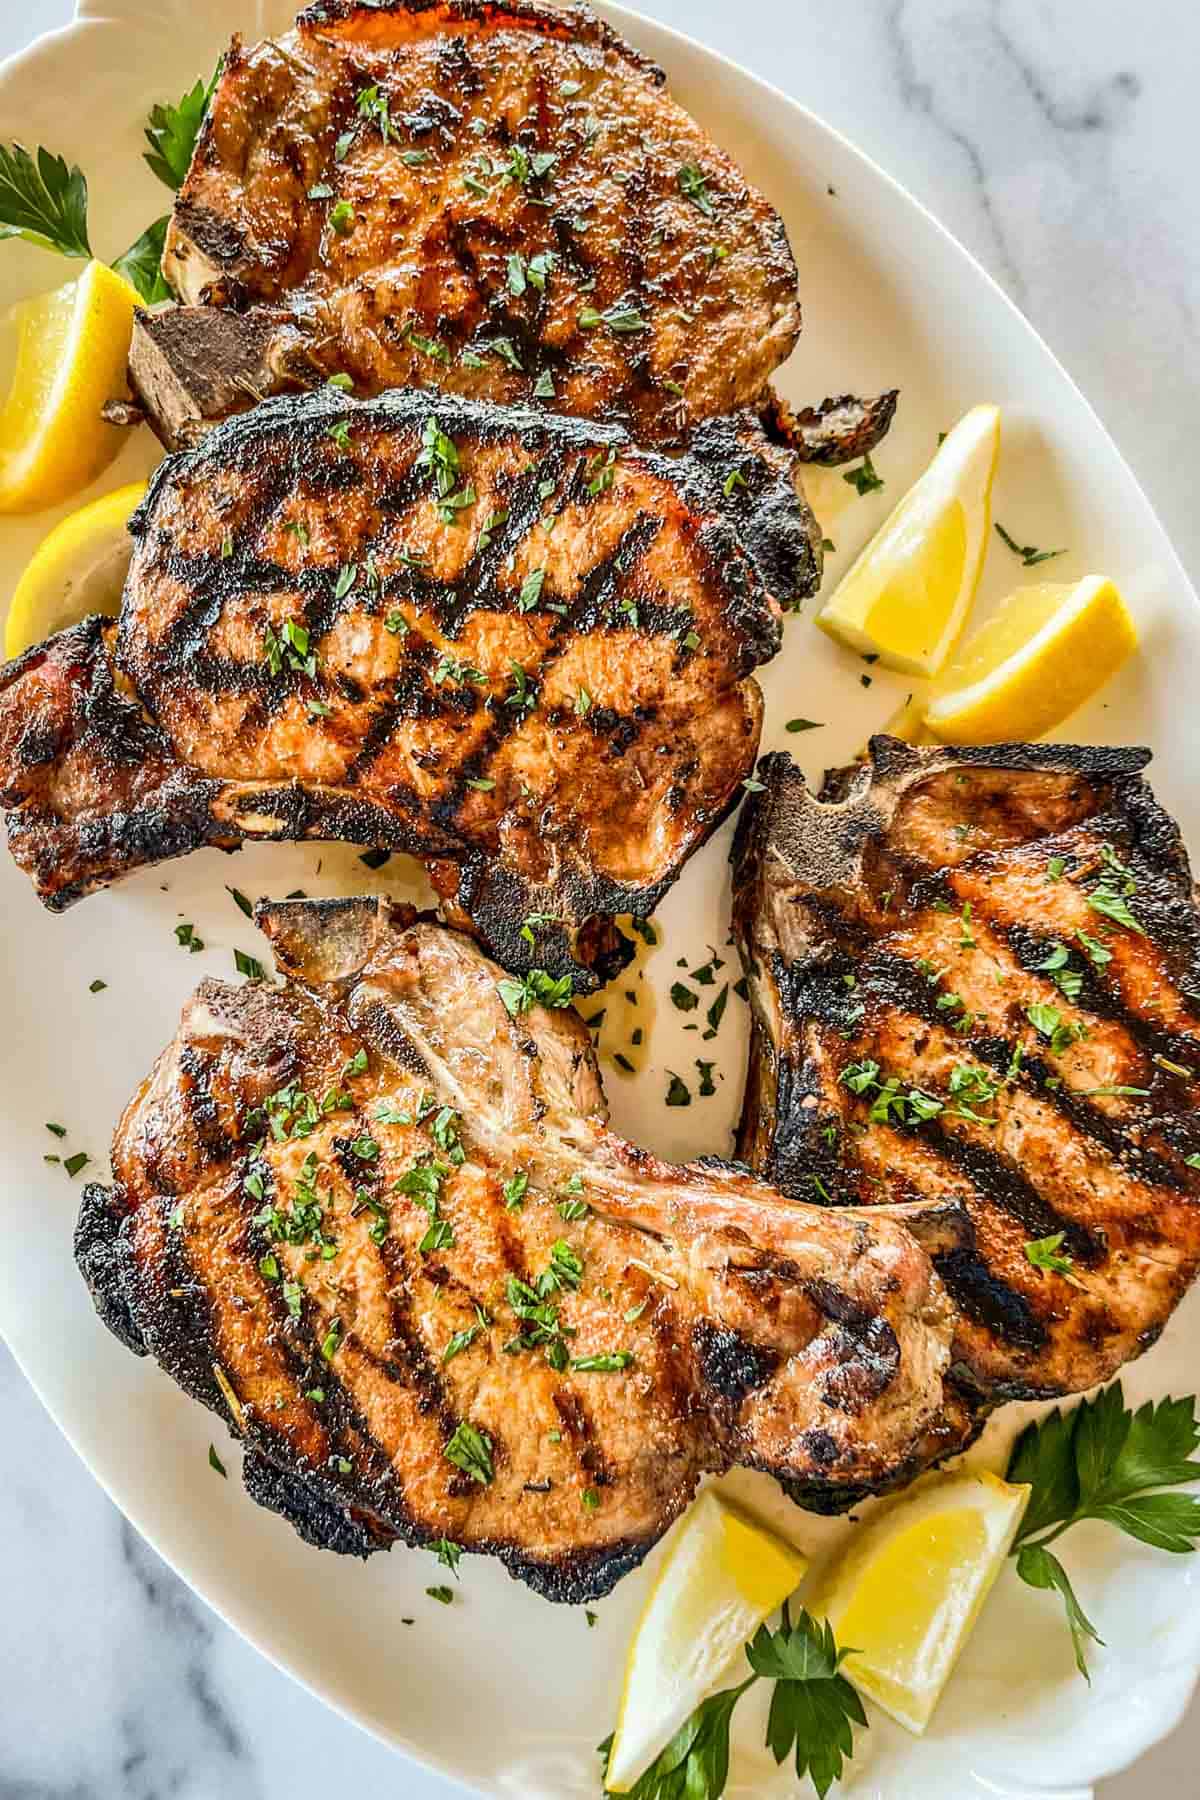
1025, 1001, 1083, 1055
435, 1537, 463, 1575
426, 1585, 455, 1605
572, 1351, 633, 1372
517, 567, 546, 612
208, 1444, 227, 1478
263, 616, 317, 678
665, 1072, 692, 1107
328, 199, 355, 234
842, 454, 884, 496
63, 1151, 89, 1178
326, 418, 352, 451
577, 303, 648, 334
175, 921, 204, 953
234, 949, 265, 981
677, 161, 714, 216
1047, 854, 1067, 881
1086, 880, 1145, 935
88, 978, 107, 994
497, 969, 574, 1016
584, 446, 617, 495
533, 370, 556, 399
355, 83, 392, 143
696, 1060, 716, 1097
558, 1198, 590, 1222
503, 1170, 529, 1211
1029, 1238, 1086, 1281
444, 1419, 494, 1484
1034, 942, 1084, 999
703, 985, 729, 1040
575, 686, 592, 717
722, 467, 748, 498
45, 1122, 66, 1138
227, 886, 253, 919
670, 981, 699, 1013
785, 718, 822, 733
581, 1486, 600, 1511
432, 653, 485, 688
994, 521, 1066, 567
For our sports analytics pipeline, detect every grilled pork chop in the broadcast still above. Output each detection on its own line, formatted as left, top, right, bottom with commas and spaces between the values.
732, 740, 1200, 1402
149, 0, 799, 454
76, 896, 971, 1599
0, 386, 782, 980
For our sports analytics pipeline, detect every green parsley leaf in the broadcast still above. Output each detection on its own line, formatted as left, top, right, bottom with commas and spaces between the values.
444, 1419, 494, 1484
670, 981, 699, 1013
234, 949, 265, 981
677, 161, 714, 217
497, 968, 574, 1016
842, 454, 883, 496
517, 567, 546, 611
226, 886, 253, 919
747, 1607, 868, 1799
208, 1443, 227, 1478
0, 142, 91, 257
426, 1585, 455, 1604
665, 1071, 691, 1107
112, 215, 172, 303
1015, 1544, 1103, 1679
785, 718, 823, 733
503, 1170, 529, 1210
143, 64, 221, 190
1007, 1383, 1200, 1676
1024, 1231, 1078, 1281
63, 1151, 89, 1178
572, 1351, 634, 1372
994, 521, 1066, 567
600, 1683, 749, 1800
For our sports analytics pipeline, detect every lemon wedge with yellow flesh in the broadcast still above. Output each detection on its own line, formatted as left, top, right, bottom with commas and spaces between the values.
605, 1489, 807, 1793
808, 1470, 1029, 1736
923, 574, 1137, 745
0, 260, 140, 515
817, 404, 1000, 677
4, 481, 147, 660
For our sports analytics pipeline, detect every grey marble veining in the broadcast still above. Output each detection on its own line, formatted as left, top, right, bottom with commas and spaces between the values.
1, 3, 1197, 1797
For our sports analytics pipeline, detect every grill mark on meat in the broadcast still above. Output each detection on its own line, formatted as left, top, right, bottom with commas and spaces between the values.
733, 742, 1200, 1401
177, 1045, 235, 1165
77, 899, 977, 1595
934, 1246, 1049, 1353
1, 391, 780, 984
858, 943, 1189, 1192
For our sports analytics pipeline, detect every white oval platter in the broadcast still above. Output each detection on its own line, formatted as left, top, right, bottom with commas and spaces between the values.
0, 3, 1198, 1797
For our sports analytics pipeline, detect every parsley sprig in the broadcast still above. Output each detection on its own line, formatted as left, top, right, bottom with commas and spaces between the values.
599, 1604, 865, 1800
1007, 1383, 1200, 1678
1, 64, 218, 301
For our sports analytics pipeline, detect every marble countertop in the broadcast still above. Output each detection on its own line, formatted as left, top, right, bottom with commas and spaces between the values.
2, 2, 1197, 1796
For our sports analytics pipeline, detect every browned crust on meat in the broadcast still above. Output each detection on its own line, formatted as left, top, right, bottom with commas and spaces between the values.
732, 740, 1200, 1400
162, 0, 800, 449
0, 387, 781, 983
75, 897, 970, 1598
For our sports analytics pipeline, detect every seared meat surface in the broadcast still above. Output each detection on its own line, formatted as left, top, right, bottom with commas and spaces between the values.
76, 897, 970, 1599
158, 0, 799, 450
732, 740, 1200, 1401
0, 387, 782, 980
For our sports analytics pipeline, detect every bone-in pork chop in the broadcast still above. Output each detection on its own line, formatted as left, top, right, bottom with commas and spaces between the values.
75, 897, 972, 1600
153, 0, 800, 452
732, 740, 1200, 1402
0, 387, 783, 981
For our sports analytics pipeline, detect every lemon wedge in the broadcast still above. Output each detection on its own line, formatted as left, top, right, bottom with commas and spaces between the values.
923, 574, 1137, 745
605, 1488, 807, 1792
817, 404, 1000, 677
4, 480, 146, 660
0, 260, 140, 515
808, 1469, 1029, 1736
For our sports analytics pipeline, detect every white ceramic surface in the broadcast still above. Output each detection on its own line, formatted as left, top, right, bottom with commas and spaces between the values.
1, 3, 1198, 1797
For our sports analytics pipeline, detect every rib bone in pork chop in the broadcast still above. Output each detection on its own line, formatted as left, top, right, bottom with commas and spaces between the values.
147, 0, 800, 453
0, 387, 782, 981
732, 740, 1200, 1402
76, 897, 972, 1600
